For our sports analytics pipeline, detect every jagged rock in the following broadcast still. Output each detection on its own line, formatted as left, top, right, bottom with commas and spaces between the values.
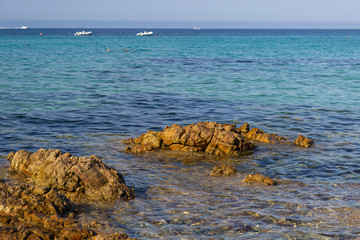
0, 176, 137, 239
210, 165, 237, 176
242, 174, 278, 186
0, 179, 88, 239
0, 179, 74, 218
123, 122, 256, 156
123, 122, 315, 156
7, 149, 135, 202
245, 128, 287, 144
294, 134, 314, 148
237, 122, 250, 134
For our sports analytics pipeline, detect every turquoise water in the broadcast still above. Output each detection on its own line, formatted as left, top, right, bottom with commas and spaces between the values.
0, 29, 360, 239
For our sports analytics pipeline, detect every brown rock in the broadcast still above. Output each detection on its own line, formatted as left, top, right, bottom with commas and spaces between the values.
242, 174, 278, 186
0, 179, 73, 239
210, 165, 237, 176
245, 128, 285, 144
123, 122, 255, 156
0, 178, 137, 239
237, 122, 250, 134
294, 134, 314, 148
7, 149, 135, 202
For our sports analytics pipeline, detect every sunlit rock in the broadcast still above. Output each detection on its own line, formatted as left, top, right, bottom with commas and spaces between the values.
7, 148, 135, 202
245, 128, 287, 144
0, 179, 135, 239
294, 134, 314, 148
237, 122, 250, 134
123, 122, 256, 156
242, 174, 278, 186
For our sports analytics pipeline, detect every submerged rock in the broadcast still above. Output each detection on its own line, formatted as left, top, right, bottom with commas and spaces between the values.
210, 164, 237, 176
242, 174, 278, 186
124, 122, 256, 156
294, 134, 314, 148
7, 148, 135, 202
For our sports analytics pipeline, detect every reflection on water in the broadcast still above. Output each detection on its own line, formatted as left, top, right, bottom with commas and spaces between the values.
1, 29, 360, 239
0, 131, 359, 239
68, 140, 360, 240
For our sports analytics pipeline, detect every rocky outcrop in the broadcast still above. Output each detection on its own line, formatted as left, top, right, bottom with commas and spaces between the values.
0, 179, 135, 240
7, 149, 135, 202
124, 122, 256, 156
242, 174, 278, 186
210, 165, 237, 176
123, 121, 313, 156
245, 128, 288, 144
237, 122, 250, 134
294, 134, 314, 148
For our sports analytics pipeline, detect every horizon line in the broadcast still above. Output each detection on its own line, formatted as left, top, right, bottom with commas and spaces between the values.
3, 20, 360, 29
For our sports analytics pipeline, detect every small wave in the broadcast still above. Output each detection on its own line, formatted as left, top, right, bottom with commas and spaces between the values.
236, 60, 254, 63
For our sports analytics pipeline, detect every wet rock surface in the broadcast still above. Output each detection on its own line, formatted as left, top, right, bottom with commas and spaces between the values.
210, 165, 237, 177
7, 148, 135, 202
0, 179, 136, 240
210, 166, 278, 186
123, 122, 256, 155
294, 134, 314, 148
245, 128, 289, 144
242, 174, 278, 186
123, 121, 313, 155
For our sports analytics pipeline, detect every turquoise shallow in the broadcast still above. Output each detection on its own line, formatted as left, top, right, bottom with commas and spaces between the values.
0, 28, 359, 239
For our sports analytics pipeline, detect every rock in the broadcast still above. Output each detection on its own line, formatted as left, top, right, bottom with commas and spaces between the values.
245, 128, 286, 144
0, 178, 137, 239
7, 149, 135, 202
210, 165, 237, 176
0, 178, 74, 218
123, 122, 256, 156
93, 232, 138, 240
0, 178, 81, 239
123, 122, 315, 156
294, 134, 314, 148
242, 174, 278, 186
237, 122, 250, 134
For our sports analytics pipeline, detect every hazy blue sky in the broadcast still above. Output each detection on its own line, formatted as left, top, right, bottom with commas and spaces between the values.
1, 0, 360, 28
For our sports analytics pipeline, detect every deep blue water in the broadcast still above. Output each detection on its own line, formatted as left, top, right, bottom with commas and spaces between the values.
0, 28, 359, 239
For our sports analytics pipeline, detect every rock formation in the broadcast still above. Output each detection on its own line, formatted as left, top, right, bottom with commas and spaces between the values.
123, 122, 256, 155
245, 128, 288, 144
210, 164, 237, 176
123, 121, 314, 155
294, 134, 314, 148
242, 174, 278, 186
7, 148, 135, 202
0, 179, 135, 240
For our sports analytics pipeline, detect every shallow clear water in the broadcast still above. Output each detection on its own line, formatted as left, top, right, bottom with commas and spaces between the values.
0, 28, 359, 239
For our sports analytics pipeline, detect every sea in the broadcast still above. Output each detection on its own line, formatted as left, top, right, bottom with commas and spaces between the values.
0, 28, 359, 239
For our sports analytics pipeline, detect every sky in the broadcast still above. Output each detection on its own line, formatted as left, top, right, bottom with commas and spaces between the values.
1, 0, 360, 28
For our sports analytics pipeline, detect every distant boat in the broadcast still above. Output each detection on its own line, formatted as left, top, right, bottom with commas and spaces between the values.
137, 31, 153, 36
74, 30, 92, 36
193, 27, 201, 30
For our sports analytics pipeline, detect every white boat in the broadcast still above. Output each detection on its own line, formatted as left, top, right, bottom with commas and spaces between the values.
136, 31, 153, 36
74, 30, 92, 36
194, 27, 201, 30
20, 26, 28, 29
